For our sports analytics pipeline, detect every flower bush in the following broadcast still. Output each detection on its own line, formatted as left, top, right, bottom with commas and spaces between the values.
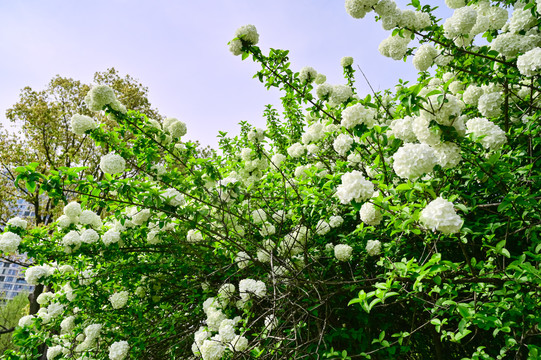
2, 0, 541, 359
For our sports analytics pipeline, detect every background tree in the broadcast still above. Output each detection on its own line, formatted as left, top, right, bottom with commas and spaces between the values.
0, 293, 29, 353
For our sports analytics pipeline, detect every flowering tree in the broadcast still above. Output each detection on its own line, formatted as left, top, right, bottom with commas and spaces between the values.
1, 0, 541, 359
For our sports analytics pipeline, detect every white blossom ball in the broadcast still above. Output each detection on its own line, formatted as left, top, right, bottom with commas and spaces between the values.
239, 278, 266, 300
316, 83, 334, 100
164, 118, 187, 138
100, 153, 126, 174
509, 8, 536, 34
85, 85, 123, 112
366, 240, 382, 256
287, 143, 305, 158
103, 229, 121, 246
316, 220, 331, 236
46, 345, 65, 360
252, 209, 267, 224
234, 24, 259, 45
131, 208, 151, 225
517, 48, 541, 77
329, 216, 344, 228
379, 35, 411, 61
334, 244, 353, 261
81, 229, 99, 244
187, 229, 203, 243
299, 66, 318, 83
109, 340, 129, 360
432, 142, 462, 169
162, 188, 185, 206
70, 114, 97, 136
390, 116, 417, 143
229, 38, 243, 56
109, 291, 129, 309
64, 201, 82, 219
56, 215, 73, 228
315, 73, 327, 85
200, 339, 225, 360
445, 0, 465, 9
18, 315, 34, 328
465, 117, 507, 150
341, 103, 376, 129
25, 266, 49, 285
235, 251, 251, 269
333, 134, 354, 156
420, 197, 464, 234
231, 335, 249, 352
62, 230, 81, 249
270, 154, 286, 168
345, 0, 368, 18
341, 56, 354, 67
443, 6, 478, 38
330, 84, 353, 105
392, 143, 437, 180
463, 85, 483, 106
413, 44, 438, 71
478, 92, 503, 118
79, 210, 102, 229
0, 232, 21, 254
7, 216, 27, 229
60, 315, 76, 334
360, 203, 383, 226
335, 171, 374, 204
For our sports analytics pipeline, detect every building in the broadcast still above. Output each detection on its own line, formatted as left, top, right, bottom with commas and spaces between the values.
0, 199, 36, 300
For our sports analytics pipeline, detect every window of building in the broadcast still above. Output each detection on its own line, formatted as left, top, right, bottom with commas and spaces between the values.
5, 277, 13, 282
3, 284, 12, 290
7, 269, 17, 275
2, 262, 10, 267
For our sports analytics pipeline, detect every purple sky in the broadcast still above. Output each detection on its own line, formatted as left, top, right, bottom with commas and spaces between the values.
0, 0, 448, 148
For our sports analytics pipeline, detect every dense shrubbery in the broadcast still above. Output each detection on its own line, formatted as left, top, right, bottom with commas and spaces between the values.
1, 0, 540, 359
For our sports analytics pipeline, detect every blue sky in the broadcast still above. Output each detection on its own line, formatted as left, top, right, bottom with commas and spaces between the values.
0, 0, 447, 148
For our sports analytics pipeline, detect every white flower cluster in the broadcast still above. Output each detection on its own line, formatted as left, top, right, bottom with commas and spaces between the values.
70, 114, 98, 136
463, 85, 483, 106
109, 340, 129, 360
109, 291, 129, 309
187, 229, 203, 243
85, 85, 125, 113
517, 48, 541, 77
239, 278, 267, 300
341, 56, 354, 67
420, 197, 463, 234
287, 142, 305, 158
7, 216, 27, 229
299, 66, 318, 83
465, 117, 506, 151
316, 220, 331, 236
341, 103, 376, 129
103, 229, 121, 246
432, 142, 462, 169
379, 34, 411, 60
333, 134, 354, 156
0, 232, 21, 254
100, 153, 126, 174
443, 7, 478, 39
329, 84, 353, 105
25, 265, 51, 285
393, 143, 436, 180
329, 216, 344, 228
335, 171, 374, 204
334, 244, 353, 261
76, 323, 102, 351
163, 117, 187, 138
390, 116, 416, 143
302, 122, 325, 144
162, 188, 185, 206
366, 240, 382, 256
413, 44, 438, 71
478, 92, 503, 118
360, 203, 382, 226
345, 0, 379, 19
316, 83, 333, 100
422, 94, 464, 127
229, 24, 259, 55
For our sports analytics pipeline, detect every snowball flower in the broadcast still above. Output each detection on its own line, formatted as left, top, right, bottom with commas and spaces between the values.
517, 48, 541, 77
85, 85, 124, 112
109, 340, 129, 360
335, 170, 374, 204
60, 315, 76, 334
432, 142, 462, 169
81, 229, 99, 244
420, 197, 463, 234
360, 203, 382, 226
103, 229, 121, 246
316, 220, 331, 236
287, 143, 305, 158
231, 335, 249, 352
465, 117, 506, 150
334, 244, 353, 261
333, 134, 354, 156
271, 153, 286, 168
200, 339, 225, 360
109, 291, 129, 309
329, 215, 344, 228
478, 92, 502, 118
413, 44, 438, 71
187, 229, 203, 243
131, 208, 151, 225
7, 216, 27, 229
329, 84, 353, 104
316, 83, 333, 100
252, 209, 267, 224
0, 232, 21, 254
239, 278, 266, 300
366, 240, 382, 256
25, 266, 49, 285
379, 35, 411, 60
299, 66, 317, 83
18, 315, 34, 327
341, 103, 375, 129
390, 116, 417, 143
235, 251, 250, 269
341, 56, 354, 67
164, 117, 187, 138
64, 202, 82, 219
462, 85, 483, 106
443, 6, 478, 38
162, 188, 185, 206
392, 143, 436, 180
100, 153, 126, 174
46, 345, 64, 360
62, 230, 81, 249
234, 24, 259, 45
70, 114, 97, 135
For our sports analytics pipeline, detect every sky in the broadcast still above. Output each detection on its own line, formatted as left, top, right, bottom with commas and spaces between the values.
0, 0, 448, 148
